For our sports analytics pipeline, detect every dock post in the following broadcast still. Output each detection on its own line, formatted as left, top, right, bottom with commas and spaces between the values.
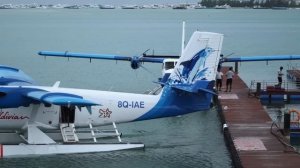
256, 82, 261, 97
287, 94, 291, 104
284, 113, 290, 134
234, 62, 238, 73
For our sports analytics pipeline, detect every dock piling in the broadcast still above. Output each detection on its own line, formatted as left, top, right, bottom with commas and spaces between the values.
284, 113, 291, 134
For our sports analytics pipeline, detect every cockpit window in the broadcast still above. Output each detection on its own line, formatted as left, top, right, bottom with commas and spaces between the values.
165, 62, 175, 70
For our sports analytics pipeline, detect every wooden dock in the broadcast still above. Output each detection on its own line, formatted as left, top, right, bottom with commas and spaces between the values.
218, 67, 300, 168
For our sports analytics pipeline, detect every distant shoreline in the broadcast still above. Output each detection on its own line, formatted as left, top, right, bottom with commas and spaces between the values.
1, 3, 299, 10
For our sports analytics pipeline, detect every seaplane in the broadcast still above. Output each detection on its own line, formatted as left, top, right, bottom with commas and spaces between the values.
0, 28, 226, 158
2, 22, 300, 158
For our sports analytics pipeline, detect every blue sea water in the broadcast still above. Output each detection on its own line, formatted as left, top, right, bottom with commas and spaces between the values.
0, 8, 300, 168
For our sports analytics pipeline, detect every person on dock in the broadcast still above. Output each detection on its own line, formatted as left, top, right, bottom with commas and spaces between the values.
225, 67, 234, 92
216, 69, 223, 91
277, 66, 284, 87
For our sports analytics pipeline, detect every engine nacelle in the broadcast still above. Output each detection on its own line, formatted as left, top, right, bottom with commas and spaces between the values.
130, 56, 141, 69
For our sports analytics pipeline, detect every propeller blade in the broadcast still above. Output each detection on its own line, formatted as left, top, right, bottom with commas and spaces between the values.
140, 65, 156, 77
142, 49, 150, 57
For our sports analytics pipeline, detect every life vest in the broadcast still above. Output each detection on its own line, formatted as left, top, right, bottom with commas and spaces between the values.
288, 109, 300, 123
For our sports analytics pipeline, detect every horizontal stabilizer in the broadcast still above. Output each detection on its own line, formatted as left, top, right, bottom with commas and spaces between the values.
198, 87, 217, 95
26, 91, 99, 106
172, 85, 194, 93
172, 84, 217, 95
153, 81, 166, 86
222, 55, 300, 62
154, 73, 171, 85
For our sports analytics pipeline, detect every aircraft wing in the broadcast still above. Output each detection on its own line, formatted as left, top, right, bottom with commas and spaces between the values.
38, 51, 164, 63
143, 54, 180, 59
38, 51, 131, 61
139, 57, 164, 63
26, 91, 99, 107
221, 55, 300, 62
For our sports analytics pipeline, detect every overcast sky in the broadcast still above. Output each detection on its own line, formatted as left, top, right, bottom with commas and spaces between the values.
1, 0, 199, 5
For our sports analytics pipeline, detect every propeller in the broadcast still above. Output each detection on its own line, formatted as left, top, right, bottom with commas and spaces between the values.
219, 52, 235, 63
130, 56, 140, 69
129, 49, 151, 69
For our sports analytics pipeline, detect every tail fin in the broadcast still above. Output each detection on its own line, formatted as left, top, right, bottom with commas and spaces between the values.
167, 31, 223, 93
136, 32, 223, 120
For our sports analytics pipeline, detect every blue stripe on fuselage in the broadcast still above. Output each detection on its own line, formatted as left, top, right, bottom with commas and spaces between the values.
0, 87, 40, 108
134, 82, 212, 121
0, 65, 35, 86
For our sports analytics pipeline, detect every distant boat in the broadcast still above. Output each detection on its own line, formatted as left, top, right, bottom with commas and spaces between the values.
64, 5, 80, 9
52, 4, 64, 9
253, 5, 268, 9
194, 4, 206, 9
215, 4, 231, 9
272, 7, 288, 10
172, 4, 187, 9
99, 5, 115, 9
121, 5, 138, 9
140, 5, 159, 9
0, 4, 14, 9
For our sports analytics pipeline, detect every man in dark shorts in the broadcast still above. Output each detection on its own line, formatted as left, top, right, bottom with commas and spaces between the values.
226, 67, 234, 92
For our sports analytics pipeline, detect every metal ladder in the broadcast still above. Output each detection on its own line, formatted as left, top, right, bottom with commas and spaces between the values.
60, 123, 79, 143
113, 122, 122, 142
89, 123, 97, 142
88, 122, 122, 143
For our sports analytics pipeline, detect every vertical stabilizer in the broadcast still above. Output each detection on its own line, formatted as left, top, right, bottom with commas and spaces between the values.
168, 31, 223, 87
135, 32, 224, 120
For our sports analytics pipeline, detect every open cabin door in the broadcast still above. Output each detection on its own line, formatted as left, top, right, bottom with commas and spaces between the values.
60, 106, 75, 124
60, 106, 79, 143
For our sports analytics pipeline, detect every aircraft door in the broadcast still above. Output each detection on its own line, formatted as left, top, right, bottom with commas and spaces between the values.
60, 106, 75, 123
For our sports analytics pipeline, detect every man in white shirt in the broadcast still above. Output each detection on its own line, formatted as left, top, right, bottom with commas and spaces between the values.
277, 66, 284, 87
216, 69, 223, 91
226, 67, 234, 92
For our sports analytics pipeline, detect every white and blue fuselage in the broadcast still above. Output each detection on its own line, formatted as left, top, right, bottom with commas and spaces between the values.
0, 84, 212, 130
0, 31, 224, 131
